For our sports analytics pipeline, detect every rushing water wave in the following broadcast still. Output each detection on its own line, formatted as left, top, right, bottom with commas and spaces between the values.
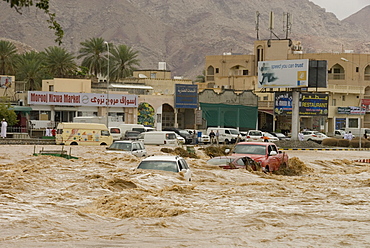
1, 145, 370, 247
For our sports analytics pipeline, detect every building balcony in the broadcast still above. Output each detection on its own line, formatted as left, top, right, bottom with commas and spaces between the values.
328, 73, 345, 80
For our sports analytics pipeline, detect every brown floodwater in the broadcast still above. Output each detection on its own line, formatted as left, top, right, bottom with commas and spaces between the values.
1, 145, 370, 247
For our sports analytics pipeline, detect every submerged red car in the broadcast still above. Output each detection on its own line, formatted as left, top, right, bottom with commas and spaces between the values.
231, 142, 289, 172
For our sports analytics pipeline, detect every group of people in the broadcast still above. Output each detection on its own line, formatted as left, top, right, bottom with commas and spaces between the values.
343, 131, 354, 140
45, 127, 57, 137
208, 130, 219, 144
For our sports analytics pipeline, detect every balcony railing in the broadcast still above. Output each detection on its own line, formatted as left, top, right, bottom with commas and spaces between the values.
328, 73, 345, 80
206, 75, 214, 81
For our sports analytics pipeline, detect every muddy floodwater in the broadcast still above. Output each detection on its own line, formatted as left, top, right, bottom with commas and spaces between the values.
1, 145, 370, 247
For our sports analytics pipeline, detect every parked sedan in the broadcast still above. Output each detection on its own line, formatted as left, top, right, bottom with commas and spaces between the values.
137, 155, 192, 181
263, 132, 280, 142
245, 130, 264, 142
106, 140, 147, 157
270, 132, 291, 140
302, 131, 328, 143
206, 156, 259, 170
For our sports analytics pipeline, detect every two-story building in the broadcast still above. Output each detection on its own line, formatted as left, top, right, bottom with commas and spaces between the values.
198, 39, 370, 136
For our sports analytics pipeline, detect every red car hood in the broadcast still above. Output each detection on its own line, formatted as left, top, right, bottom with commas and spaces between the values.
233, 153, 265, 162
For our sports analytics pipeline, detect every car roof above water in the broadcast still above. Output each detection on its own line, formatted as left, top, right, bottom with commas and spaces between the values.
142, 155, 181, 161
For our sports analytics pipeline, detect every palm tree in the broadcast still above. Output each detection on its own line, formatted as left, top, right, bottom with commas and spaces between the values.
0, 40, 17, 75
195, 70, 206, 83
110, 44, 140, 80
42, 46, 77, 78
15, 51, 45, 90
77, 37, 107, 77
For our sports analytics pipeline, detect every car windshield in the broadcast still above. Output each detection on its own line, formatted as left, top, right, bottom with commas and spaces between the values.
110, 128, 120, 134
275, 133, 285, 138
126, 132, 140, 137
249, 131, 262, 136
207, 157, 234, 165
108, 142, 132, 151
233, 144, 266, 155
138, 161, 178, 173
179, 130, 190, 136
229, 130, 240, 135
264, 132, 274, 137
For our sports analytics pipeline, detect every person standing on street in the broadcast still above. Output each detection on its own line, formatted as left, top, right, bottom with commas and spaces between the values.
209, 130, 216, 144
1, 119, 8, 138
215, 130, 220, 145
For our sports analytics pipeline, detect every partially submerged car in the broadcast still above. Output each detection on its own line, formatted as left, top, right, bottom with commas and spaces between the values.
231, 142, 289, 172
106, 140, 147, 157
137, 155, 192, 181
206, 156, 259, 170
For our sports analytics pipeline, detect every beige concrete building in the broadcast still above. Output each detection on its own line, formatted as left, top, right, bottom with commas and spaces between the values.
199, 39, 370, 136
24, 67, 196, 131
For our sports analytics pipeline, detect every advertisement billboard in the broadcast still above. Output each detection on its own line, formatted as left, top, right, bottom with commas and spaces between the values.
274, 92, 328, 116
337, 106, 365, 115
0, 76, 12, 88
28, 91, 138, 107
258, 59, 309, 88
175, 84, 198, 108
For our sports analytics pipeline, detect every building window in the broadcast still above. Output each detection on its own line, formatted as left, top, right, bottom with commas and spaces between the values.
332, 99, 336, 106
257, 46, 264, 62
150, 73, 156, 79
348, 118, 359, 128
263, 96, 268, 101
243, 70, 248, 75
215, 68, 219, 73
49, 85, 54, 91
342, 95, 345, 101
329, 64, 345, 80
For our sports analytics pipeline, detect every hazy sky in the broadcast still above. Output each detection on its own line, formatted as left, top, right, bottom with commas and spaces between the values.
310, 0, 369, 20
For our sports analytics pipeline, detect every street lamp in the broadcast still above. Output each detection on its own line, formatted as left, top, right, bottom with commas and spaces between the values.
104, 41, 110, 127
341, 57, 363, 148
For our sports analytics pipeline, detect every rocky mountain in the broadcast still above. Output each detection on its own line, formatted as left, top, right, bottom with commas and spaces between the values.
0, 0, 369, 80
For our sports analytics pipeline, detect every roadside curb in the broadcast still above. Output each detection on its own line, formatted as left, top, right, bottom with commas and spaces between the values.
281, 148, 370, 151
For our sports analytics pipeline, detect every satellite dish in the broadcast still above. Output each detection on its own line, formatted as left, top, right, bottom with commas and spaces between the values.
138, 74, 148, 78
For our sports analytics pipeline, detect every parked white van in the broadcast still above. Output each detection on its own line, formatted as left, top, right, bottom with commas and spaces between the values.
138, 131, 178, 146
206, 127, 242, 144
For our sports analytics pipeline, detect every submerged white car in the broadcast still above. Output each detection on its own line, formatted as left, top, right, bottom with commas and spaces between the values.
137, 155, 192, 181
106, 140, 147, 157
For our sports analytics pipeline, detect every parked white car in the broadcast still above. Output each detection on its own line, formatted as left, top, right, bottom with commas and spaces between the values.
302, 131, 328, 143
175, 133, 185, 144
137, 155, 192, 181
106, 140, 147, 157
245, 130, 264, 142
263, 132, 280, 142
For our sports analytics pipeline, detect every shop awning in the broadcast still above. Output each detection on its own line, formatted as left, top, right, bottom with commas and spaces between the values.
10, 106, 33, 112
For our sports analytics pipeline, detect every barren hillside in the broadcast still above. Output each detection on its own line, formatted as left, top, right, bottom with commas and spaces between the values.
0, 0, 369, 79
